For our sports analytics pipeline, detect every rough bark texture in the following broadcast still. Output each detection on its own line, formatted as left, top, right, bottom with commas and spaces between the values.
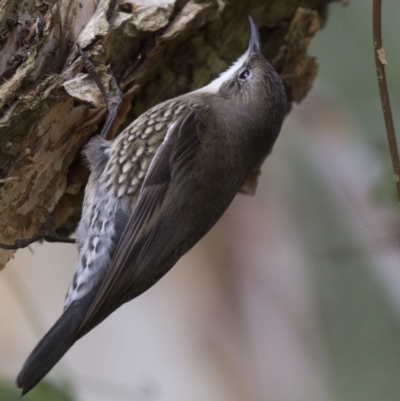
0, 0, 336, 267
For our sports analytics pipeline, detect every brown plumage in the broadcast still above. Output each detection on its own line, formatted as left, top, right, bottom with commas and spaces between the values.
16, 17, 286, 395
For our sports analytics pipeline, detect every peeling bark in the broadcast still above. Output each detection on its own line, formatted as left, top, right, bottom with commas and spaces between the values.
0, 0, 337, 267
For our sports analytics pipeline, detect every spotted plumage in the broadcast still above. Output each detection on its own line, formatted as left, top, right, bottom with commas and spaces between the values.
64, 99, 190, 307
16, 17, 286, 395
106, 100, 188, 203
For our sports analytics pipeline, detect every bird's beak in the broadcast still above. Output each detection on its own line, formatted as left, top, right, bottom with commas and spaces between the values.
247, 16, 261, 55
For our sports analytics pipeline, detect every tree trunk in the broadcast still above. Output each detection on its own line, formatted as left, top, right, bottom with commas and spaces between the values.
0, 0, 336, 267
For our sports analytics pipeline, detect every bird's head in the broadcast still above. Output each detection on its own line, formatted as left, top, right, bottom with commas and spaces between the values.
197, 16, 286, 117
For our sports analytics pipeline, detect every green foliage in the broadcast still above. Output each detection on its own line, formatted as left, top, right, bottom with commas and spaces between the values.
0, 380, 75, 401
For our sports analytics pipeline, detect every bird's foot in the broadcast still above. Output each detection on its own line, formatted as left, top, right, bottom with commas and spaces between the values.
76, 43, 122, 140
0, 206, 75, 250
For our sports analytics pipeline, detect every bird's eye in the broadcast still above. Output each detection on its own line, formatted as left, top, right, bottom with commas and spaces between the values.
239, 69, 250, 80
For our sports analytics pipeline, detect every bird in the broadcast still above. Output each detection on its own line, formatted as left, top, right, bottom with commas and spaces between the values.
15, 16, 286, 395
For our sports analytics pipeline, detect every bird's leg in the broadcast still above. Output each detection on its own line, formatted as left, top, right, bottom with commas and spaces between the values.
76, 43, 123, 139
0, 206, 75, 250
0, 49, 123, 251
0, 48, 123, 250
0, 47, 124, 250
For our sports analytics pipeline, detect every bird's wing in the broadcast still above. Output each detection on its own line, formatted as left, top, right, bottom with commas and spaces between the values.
77, 108, 207, 334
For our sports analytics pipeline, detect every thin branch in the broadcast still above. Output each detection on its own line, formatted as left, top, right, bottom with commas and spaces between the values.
373, 0, 400, 203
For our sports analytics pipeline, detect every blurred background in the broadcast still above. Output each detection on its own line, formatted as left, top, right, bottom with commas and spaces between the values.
2, 1, 400, 400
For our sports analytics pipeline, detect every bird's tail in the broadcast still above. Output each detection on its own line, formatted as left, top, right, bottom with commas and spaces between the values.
16, 298, 90, 395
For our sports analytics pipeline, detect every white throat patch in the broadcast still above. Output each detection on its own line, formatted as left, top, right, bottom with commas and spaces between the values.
194, 50, 249, 94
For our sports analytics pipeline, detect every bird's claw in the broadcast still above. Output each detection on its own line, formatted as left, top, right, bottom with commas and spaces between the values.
76, 43, 122, 139
0, 206, 75, 250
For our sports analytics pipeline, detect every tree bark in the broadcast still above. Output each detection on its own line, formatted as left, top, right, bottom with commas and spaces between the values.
0, 0, 336, 267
